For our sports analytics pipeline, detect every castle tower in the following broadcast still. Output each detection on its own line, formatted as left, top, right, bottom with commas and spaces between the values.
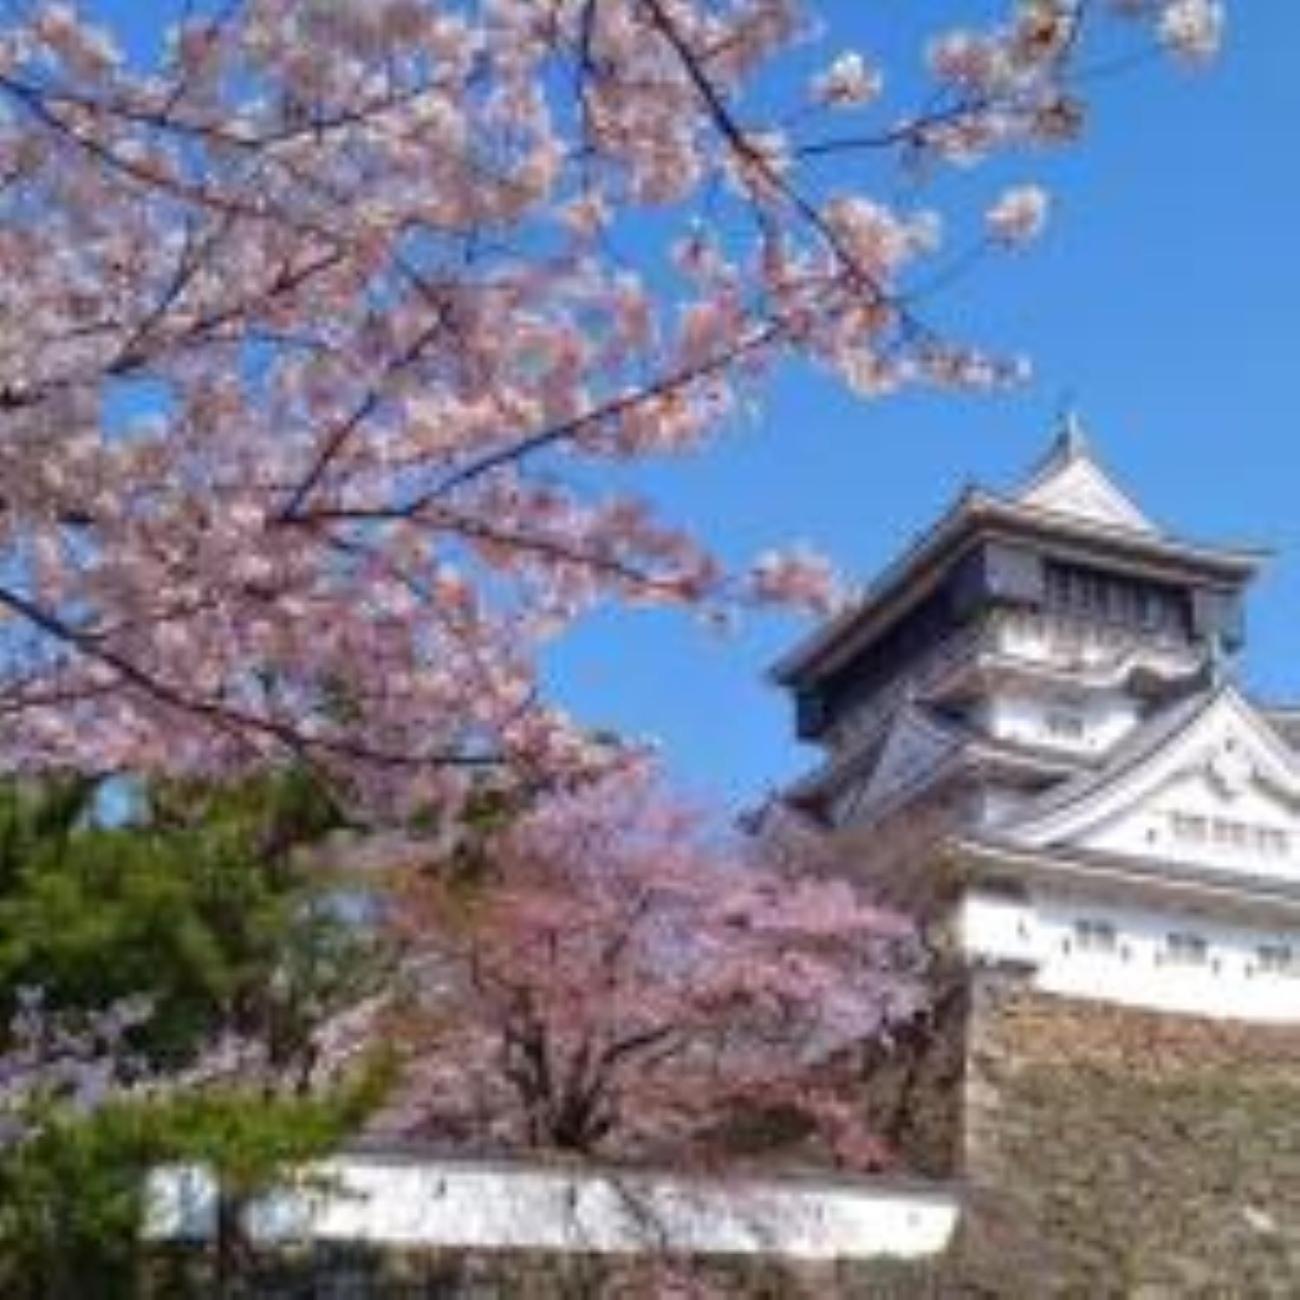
774, 419, 1300, 1290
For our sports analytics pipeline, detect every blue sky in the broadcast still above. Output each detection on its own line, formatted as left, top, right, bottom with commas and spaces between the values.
543, 4, 1300, 807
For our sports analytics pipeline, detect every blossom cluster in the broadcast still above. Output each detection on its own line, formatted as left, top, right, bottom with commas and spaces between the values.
379, 763, 921, 1168
0, 0, 1226, 807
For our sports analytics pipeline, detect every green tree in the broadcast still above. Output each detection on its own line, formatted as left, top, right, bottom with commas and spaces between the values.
0, 768, 388, 1081
0, 1068, 391, 1299
0, 769, 395, 1294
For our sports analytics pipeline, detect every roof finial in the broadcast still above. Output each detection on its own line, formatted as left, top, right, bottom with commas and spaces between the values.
1055, 393, 1088, 459
1207, 633, 1231, 690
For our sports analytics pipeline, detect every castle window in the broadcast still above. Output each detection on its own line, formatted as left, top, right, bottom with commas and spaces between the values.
1164, 931, 1209, 965
1043, 560, 1192, 638
1263, 829, 1291, 857
1256, 943, 1296, 975
1047, 710, 1085, 740
1073, 918, 1117, 953
1209, 817, 1248, 849
1170, 812, 1207, 843
1172, 812, 1293, 858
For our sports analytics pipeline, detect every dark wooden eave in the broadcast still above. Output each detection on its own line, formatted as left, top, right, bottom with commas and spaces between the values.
771, 490, 1266, 691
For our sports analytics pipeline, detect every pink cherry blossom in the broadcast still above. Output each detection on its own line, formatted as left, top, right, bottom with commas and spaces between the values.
811, 52, 883, 108
985, 184, 1052, 246
375, 762, 921, 1169
748, 546, 844, 617
927, 30, 1008, 91
0, 0, 1226, 810
1159, 0, 1226, 63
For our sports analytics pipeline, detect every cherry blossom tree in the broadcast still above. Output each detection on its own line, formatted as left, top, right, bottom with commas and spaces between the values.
380, 763, 921, 1170
0, 0, 1225, 809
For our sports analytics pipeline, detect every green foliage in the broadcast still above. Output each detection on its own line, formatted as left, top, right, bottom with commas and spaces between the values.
0, 1061, 394, 1299
0, 768, 397, 1293
0, 1096, 159, 1299
0, 768, 389, 1076
152, 1055, 395, 1201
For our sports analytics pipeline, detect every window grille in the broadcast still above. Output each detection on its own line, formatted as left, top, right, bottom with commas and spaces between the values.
1073, 918, 1118, 953
1256, 943, 1296, 975
1164, 931, 1208, 965
1043, 560, 1192, 637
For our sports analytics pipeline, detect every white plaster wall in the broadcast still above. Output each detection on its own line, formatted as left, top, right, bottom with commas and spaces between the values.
960, 888, 1300, 1021
979, 689, 1139, 758
1081, 768, 1300, 886
144, 1158, 958, 1262
992, 610, 1198, 680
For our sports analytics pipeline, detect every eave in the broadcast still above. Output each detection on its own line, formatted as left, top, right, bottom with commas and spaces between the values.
920, 643, 1202, 706
787, 726, 1083, 816
770, 491, 1267, 691
945, 834, 1300, 926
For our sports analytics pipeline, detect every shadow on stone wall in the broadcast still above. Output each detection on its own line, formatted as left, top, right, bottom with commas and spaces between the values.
143, 1245, 946, 1298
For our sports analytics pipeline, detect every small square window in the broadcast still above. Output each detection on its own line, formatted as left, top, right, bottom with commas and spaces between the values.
1074, 918, 1117, 953
1047, 711, 1085, 739
1165, 932, 1208, 965
1257, 943, 1296, 975
1170, 812, 1207, 843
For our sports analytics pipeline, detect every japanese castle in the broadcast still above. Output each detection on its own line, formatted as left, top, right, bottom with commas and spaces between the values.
150, 420, 1298, 1280
775, 417, 1300, 1022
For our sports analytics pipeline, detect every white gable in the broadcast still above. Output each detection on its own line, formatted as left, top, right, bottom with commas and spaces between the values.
830, 704, 958, 824
1018, 452, 1156, 534
1003, 687, 1300, 886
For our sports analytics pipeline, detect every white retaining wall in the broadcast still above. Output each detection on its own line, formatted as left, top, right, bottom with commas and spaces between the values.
145, 1154, 958, 1262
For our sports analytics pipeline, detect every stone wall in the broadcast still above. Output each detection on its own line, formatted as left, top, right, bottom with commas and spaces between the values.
146, 1248, 948, 1298
855, 970, 969, 1180
952, 976, 1300, 1296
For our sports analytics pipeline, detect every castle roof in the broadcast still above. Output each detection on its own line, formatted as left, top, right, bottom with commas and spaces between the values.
772, 418, 1265, 691
786, 697, 1084, 820
948, 679, 1300, 910
1014, 410, 1156, 534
